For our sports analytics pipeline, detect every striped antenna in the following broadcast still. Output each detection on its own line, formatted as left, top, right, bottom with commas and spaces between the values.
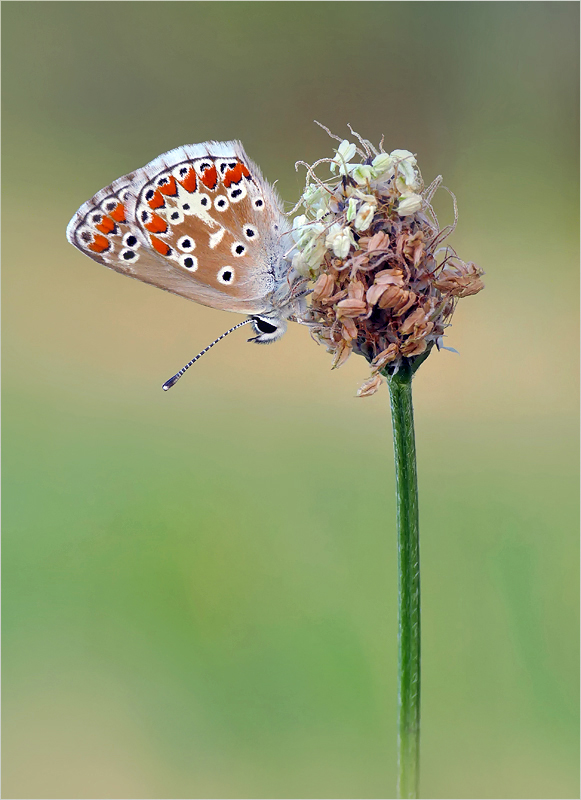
162, 318, 253, 391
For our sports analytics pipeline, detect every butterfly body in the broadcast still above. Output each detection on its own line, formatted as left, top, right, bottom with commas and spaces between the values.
67, 141, 307, 342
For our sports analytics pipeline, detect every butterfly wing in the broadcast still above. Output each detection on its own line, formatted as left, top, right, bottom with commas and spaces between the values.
67, 141, 295, 315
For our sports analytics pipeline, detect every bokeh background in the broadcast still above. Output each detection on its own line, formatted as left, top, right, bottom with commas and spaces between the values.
2, 3, 579, 799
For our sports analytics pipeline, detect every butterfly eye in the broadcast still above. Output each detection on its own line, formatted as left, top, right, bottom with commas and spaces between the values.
231, 242, 247, 257
227, 184, 247, 203
217, 267, 235, 285
253, 198, 265, 210
244, 225, 259, 241
214, 196, 229, 211
254, 318, 278, 334
177, 236, 196, 252
122, 232, 140, 249
249, 315, 286, 343
179, 254, 198, 271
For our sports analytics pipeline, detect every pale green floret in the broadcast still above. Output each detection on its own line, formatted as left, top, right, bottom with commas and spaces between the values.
354, 201, 376, 231
301, 239, 327, 274
292, 213, 328, 271
303, 184, 330, 214
330, 139, 357, 176
396, 173, 421, 195
350, 163, 375, 184
292, 214, 324, 245
346, 197, 358, 222
291, 251, 310, 277
349, 152, 409, 187
292, 213, 308, 238
291, 214, 312, 248
397, 192, 423, 216
350, 155, 395, 185
292, 244, 326, 277
326, 224, 355, 259
371, 152, 394, 176
390, 149, 420, 189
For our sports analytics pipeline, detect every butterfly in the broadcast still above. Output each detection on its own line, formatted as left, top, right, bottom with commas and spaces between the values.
66, 141, 308, 388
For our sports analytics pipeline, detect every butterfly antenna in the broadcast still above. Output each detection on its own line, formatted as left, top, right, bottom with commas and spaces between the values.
162, 318, 253, 391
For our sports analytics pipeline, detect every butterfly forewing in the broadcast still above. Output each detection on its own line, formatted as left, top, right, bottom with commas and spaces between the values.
127, 142, 289, 312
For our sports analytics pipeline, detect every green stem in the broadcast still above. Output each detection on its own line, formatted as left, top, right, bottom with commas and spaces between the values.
387, 364, 421, 799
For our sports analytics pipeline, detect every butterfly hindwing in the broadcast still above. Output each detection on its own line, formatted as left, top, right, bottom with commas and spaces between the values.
66, 175, 146, 270
67, 141, 295, 314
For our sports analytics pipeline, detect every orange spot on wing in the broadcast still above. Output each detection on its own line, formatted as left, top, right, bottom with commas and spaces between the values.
88, 234, 110, 253
148, 190, 165, 209
223, 163, 244, 188
109, 202, 126, 222
144, 213, 168, 234
240, 162, 250, 178
95, 216, 116, 235
150, 235, 172, 256
200, 164, 218, 189
179, 167, 197, 193
158, 176, 178, 196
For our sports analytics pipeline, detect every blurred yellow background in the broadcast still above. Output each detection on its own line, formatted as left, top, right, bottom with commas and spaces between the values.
2, 3, 579, 798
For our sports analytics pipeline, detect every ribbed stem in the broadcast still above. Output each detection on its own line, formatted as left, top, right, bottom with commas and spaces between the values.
387, 364, 421, 799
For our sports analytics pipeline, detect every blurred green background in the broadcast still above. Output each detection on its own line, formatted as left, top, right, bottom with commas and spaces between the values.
2, 3, 579, 798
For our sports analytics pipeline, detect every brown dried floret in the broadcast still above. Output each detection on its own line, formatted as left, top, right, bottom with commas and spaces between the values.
399, 306, 431, 336
434, 261, 485, 297
397, 230, 425, 266
341, 317, 358, 342
400, 338, 428, 357
365, 231, 391, 253
348, 280, 366, 301
370, 344, 400, 373
379, 287, 416, 316
336, 298, 368, 318
311, 273, 335, 302
356, 374, 383, 397
331, 340, 352, 369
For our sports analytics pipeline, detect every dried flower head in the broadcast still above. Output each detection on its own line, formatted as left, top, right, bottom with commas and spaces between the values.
292, 124, 484, 396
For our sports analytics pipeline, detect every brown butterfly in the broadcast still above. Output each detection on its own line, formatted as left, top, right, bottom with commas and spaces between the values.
66, 141, 307, 388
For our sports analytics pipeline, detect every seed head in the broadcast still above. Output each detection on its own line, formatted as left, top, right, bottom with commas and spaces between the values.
292, 126, 485, 396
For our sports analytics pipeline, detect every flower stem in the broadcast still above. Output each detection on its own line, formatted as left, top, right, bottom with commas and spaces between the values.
387, 363, 421, 799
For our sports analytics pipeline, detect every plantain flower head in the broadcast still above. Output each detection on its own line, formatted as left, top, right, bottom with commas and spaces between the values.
292, 125, 485, 396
